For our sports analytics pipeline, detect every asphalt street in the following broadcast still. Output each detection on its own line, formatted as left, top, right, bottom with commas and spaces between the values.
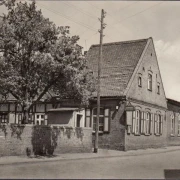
0, 150, 180, 179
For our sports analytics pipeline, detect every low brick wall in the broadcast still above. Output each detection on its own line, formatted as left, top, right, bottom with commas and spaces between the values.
0, 124, 92, 157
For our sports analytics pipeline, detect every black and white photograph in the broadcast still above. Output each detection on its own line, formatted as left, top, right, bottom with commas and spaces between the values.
0, 0, 180, 179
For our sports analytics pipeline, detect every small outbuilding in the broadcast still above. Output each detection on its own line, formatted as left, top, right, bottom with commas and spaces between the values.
47, 108, 85, 127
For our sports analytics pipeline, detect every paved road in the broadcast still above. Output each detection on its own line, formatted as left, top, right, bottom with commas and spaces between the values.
0, 150, 180, 179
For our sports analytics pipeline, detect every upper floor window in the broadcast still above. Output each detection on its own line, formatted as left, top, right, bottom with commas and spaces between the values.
157, 83, 160, 95
138, 75, 142, 87
148, 74, 152, 91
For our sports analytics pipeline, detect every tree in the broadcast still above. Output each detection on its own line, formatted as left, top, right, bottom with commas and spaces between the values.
0, 0, 95, 123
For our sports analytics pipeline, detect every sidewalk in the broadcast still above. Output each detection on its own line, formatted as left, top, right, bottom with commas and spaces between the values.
0, 146, 180, 166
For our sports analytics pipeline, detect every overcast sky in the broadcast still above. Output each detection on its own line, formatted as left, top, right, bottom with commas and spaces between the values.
0, 1, 180, 101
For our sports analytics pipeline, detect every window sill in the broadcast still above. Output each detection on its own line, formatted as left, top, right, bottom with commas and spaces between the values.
144, 134, 151, 136
138, 85, 142, 88
148, 89, 152, 92
92, 131, 103, 134
170, 134, 175, 137
154, 134, 161, 136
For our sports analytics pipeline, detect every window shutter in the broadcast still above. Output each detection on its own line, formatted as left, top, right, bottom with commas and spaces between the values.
137, 110, 141, 135
143, 111, 146, 134
140, 111, 144, 134
150, 113, 153, 135
126, 111, 133, 126
135, 110, 139, 134
132, 111, 136, 133
85, 109, 91, 127
160, 115, 163, 135
104, 108, 110, 132
154, 114, 157, 135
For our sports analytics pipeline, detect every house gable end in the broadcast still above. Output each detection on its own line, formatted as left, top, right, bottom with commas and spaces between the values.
125, 38, 167, 109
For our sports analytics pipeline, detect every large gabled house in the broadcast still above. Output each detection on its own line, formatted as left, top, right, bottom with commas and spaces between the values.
0, 37, 178, 151
85, 37, 168, 151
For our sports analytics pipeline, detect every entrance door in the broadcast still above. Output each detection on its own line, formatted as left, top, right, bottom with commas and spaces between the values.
76, 114, 82, 127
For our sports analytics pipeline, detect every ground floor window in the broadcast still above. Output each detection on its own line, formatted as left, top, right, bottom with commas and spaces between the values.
131, 109, 164, 136
140, 111, 153, 135
145, 112, 151, 134
178, 114, 180, 136
17, 113, 22, 124
35, 113, 46, 125
0, 113, 8, 124
85, 107, 110, 133
93, 108, 104, 132
140, 111, 144, 134
154, 114, 163, 135
132, 110, 140, 135
171, 113, 175, 136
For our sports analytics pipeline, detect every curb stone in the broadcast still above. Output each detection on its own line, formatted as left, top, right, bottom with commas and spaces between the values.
0, 146, 180, 166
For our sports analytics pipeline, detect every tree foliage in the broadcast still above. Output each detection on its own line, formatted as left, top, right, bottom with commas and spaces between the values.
0, 0, 95, 122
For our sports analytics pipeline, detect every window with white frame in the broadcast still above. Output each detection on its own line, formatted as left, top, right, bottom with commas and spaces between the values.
145, 112, 151, 135
132, 110, 141, 135
148, 73, 152, 91
171, 113, 175, 136
85, 109, 91, 127
178, 114, 180, 136
35, 113, 45, 125
93, 108, 104, 132
140, 111, 145, 134
0, 113, 8, 124
154, 113, 163, 135
18, 114, 22, 124
91, 107, 110, 133
150, 113, 153, 134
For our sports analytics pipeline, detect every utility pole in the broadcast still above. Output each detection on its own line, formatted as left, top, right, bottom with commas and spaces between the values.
94, 9, 106, 153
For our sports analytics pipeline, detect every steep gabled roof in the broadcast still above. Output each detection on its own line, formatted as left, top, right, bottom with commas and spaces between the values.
86, 38, 149, 97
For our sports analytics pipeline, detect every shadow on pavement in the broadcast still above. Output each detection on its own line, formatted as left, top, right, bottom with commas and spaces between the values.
164, 169, 180, 179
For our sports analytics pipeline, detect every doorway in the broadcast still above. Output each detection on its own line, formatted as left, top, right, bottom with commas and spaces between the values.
76, 114, 82, 127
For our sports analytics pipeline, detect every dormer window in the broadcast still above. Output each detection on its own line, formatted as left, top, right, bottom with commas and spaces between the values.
148, 74, 152, 91
138, 76, 142, 87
